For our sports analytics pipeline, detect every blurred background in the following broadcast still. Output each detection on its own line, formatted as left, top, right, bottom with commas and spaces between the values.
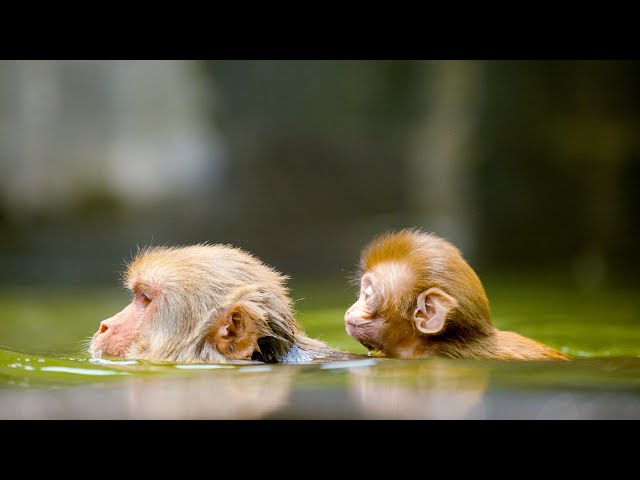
1, 60, 639, 355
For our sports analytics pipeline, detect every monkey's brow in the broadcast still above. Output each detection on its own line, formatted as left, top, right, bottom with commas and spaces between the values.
124, 281, 148, 293
132, 282, 152, 291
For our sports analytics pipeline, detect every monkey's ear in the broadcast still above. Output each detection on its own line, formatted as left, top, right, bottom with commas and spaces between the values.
413, 288, 457, 335
209, 303, 261, 360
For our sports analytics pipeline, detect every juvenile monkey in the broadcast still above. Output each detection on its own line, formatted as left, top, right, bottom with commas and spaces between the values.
345, 229, 570, 360
90, 244, 340, 364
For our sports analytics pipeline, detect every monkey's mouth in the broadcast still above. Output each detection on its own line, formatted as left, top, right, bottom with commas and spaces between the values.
89, 337, 126, 359
345, 318, 360, 338
345, 319, 379, 351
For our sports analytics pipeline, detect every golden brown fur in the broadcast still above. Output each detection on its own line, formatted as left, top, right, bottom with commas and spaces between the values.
352, 229, 570, 361
419, 330, 570, 360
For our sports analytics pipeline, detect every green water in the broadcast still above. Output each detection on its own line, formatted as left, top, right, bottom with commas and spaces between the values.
1, 274, 639, 418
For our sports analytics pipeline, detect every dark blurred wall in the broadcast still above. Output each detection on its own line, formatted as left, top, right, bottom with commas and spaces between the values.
474, 61, 640, 276
202, 60, 640, 281
0, 60, 638, 286
200, 61, 417, 275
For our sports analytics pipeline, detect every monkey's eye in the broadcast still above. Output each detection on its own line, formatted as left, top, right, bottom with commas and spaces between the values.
142, 292, 152, 306
136, 290, 152, 307
363, 285, 374, 301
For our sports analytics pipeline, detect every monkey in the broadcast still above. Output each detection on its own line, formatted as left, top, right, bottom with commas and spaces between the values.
344, 229, 570, 361
90, 244, 351, 364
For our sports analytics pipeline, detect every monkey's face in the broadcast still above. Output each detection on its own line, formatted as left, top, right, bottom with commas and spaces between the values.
344, 271, 392, 352
89, 244, 303, 364
345, 262, 425, 356
90, 288, 152, 358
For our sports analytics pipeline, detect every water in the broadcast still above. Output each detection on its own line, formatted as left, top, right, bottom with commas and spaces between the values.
1, 274, 639, 419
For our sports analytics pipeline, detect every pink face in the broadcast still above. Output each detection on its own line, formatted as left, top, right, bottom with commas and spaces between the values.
344, 272, 388, 351
90, 289, 152, 357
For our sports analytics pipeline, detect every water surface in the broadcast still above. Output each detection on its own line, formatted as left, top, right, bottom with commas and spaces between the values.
1, 275, 639, 419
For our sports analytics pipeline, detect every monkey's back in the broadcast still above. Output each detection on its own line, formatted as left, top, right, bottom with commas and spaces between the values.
489, 331, 570, 360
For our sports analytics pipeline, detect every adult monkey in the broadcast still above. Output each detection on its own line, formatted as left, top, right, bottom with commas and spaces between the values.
344, 229, 570, 360
90, 244, 349, 364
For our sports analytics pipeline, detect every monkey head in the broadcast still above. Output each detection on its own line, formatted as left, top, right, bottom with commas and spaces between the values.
90, 245, 302, 364
344, 229, 494, 358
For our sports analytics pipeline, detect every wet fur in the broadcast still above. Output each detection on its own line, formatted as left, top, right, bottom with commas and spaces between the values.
118, 244, 335, 363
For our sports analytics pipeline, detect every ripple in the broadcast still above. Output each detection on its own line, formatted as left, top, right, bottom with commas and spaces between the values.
40, 366, 129, 376
174, 364, 235, 370
320, 359, 378, 370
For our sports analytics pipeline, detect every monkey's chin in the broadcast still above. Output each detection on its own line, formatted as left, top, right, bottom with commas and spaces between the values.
346, 330, 373, 351
345, 321, 377, 351
88, 343, 120, 359
359, 341, 378, 351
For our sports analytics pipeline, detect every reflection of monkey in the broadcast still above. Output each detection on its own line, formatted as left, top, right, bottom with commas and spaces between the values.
0, 365, 299, 419
90, 245, 344, 363
348, 360, 489, 419
345, 230, 570, 360
125, 366, 298, 419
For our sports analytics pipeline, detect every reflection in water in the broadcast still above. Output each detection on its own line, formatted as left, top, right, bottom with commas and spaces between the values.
124, 367, 297, 419
0, 366, 298, 419
535, 393, 580, 420
40, 366, 128, 376
2, 348, 640, 419
348, 359, 489, 419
